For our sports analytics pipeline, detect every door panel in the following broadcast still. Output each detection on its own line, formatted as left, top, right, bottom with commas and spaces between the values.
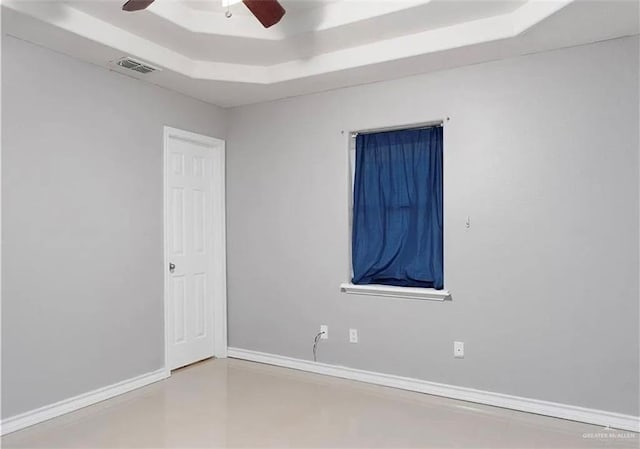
166, 131, 221, 370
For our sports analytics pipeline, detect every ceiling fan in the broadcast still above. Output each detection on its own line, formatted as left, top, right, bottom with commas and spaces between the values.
122, 0, 286, 28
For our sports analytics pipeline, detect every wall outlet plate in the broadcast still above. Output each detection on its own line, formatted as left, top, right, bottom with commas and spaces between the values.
349, 328, 358, 343
320, 325, 328, 339
454, 341, 464, 358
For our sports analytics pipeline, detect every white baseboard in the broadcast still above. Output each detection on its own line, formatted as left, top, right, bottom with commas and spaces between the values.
228, 347, 639, 433
1, 368, 168, 436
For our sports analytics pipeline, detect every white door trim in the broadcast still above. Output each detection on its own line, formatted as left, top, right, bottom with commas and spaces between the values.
163, 126, 227, 377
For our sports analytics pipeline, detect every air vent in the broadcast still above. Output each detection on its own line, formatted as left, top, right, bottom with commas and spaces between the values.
115, 57, 159, 74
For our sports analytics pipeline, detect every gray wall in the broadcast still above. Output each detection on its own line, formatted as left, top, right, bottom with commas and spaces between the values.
3, 33, 638, 421
1, 36, 227, 418
226, 36, 639, 416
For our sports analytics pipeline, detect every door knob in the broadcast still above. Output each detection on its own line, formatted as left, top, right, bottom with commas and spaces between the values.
169, 262, 176, 273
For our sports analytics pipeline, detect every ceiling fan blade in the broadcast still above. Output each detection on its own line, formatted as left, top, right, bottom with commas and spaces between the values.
242, 0, 286, 28
122, 0, 155, 12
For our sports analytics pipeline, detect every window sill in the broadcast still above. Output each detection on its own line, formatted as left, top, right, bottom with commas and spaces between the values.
339, 283, 451, 301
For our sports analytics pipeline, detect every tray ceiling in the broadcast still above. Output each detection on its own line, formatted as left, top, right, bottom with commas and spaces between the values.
2, 0, 638, 107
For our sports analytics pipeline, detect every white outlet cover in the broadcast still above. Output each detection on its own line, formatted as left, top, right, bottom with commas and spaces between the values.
454, 341, 464, 358
320, 325, 328, 339
349, 329, 358, 343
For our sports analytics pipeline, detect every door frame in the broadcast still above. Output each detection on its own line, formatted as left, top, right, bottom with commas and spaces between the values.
163, 126, 227, 377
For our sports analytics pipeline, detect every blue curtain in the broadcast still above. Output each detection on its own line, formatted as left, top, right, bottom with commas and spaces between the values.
352, 127, 443, 289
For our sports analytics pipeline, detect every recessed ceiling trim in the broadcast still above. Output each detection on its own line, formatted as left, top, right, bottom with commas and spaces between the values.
147, 0, 431, 40
147, 1, 279, 40
510, 0, 576, 35
3, 0, 576, 85
2, 0, 267, 83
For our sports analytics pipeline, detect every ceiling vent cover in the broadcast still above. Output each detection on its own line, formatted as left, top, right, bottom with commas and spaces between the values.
115, 57, 159, 74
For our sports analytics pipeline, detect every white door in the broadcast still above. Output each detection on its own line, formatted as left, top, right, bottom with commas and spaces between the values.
164, 127, 227, 371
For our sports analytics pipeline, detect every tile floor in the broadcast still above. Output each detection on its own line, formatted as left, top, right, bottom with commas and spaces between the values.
2, 358, 637, 448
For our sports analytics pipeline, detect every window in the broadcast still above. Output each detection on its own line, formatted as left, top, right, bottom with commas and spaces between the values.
342, 125, 449, 301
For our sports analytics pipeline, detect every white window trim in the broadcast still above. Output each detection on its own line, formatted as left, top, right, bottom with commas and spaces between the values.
340, 283, 451, 301
341, 120, 451, 302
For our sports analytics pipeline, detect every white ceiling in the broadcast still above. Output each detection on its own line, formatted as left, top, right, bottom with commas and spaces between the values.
184, 0, 333, 15
2, 0, 638, 107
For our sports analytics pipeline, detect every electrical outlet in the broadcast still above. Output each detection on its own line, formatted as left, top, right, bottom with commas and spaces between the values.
320, 325, 328, 339
349, 328, 358, 343
454, 341, 464, 358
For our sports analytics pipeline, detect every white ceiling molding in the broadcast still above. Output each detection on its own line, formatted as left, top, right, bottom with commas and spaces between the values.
510, 0, 574, 34
2, 0, 575, 84
3, 0, 638, 107
2, 0, 267, 83
145, 1, 278, 40
147, 0, 430, 40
